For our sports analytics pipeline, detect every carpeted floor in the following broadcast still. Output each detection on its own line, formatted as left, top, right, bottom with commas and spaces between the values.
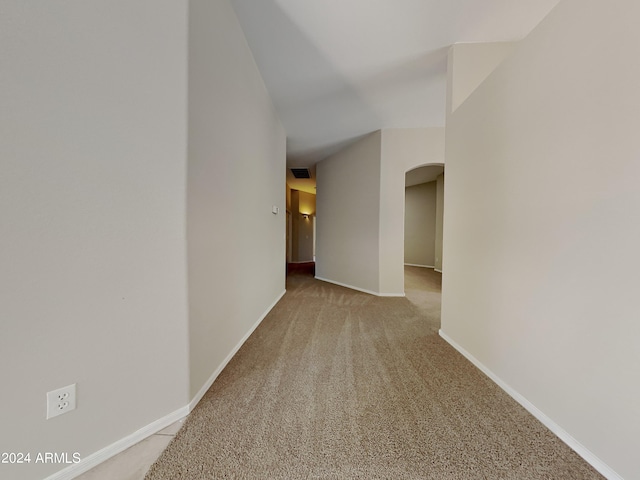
145, 266, 603, 479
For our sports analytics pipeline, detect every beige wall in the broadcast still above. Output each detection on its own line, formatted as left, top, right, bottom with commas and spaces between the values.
291, 190, 316, 262
404, 182, 437, 267
294, 214, 314, 262
442, 1, 639, 478
316, 132, 382, 294
187, 0, 286, 400
446, 41, 516, 115
286, 184, 292, 262
298, 190, 316, 217
434, 174, 444, 271
0, 2, 190, 479
380, 128, 445, 295
291, 190, 301, 261
317, 129, 444, 295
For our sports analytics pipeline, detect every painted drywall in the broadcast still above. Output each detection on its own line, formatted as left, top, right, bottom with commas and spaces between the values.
315, 132, 382, 294
434, 174, 444, 271
291, 190, 316, 263
298, 190, 316, 217
187, 0, 286, 399
317, 128, 444, 295
404, 182, 437, 267
379, 129, 445, 295
291, 190, 301, 261
442, 1, 640, 478
0, 2, 189, 479
286, 184, 292, 262
294, 214, 314, 262
446, 41, 516, 115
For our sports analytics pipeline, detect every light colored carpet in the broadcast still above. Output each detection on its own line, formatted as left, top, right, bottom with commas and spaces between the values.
145, 266, 602, 479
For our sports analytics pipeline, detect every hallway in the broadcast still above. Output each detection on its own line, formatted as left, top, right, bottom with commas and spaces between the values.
142, 267, 600, 479
403, 266, 442, 332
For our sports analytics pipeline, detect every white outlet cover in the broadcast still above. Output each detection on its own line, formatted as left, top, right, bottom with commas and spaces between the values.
46, 384, 76, 419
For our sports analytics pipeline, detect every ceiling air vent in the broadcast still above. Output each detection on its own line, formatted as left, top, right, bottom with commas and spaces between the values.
290, 168, 311, 179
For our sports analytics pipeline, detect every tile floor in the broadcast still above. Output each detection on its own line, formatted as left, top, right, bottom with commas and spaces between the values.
74, 418, 184, 480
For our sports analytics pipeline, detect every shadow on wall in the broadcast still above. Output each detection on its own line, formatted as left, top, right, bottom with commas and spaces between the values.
229, 0, 449, 165
229, 0, 382, 165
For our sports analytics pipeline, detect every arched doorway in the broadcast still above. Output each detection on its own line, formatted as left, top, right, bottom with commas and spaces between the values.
403, 164, 444, 330
404, 164, 444, 272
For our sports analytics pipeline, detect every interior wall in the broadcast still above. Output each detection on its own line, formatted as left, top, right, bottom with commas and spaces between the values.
291, 190, 300, 261
317, 128, 444, 295
446, 41, 517, 116
188, 0, 286, 398
434, 174, 445, 271
295, 214, 315, 262
0, 2, 190, 479
291, 190, 316, 263
298, 190, 316, 217
315, 132, 382, 294
298, 191, 316, 262
380, 128, 445, 295
442, 1, 640, 478
404, 182, 437, 267
286, 184, 292, 263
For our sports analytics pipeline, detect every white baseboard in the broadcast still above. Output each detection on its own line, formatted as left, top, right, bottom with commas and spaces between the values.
378, 292, 406, 297
44, 406, 188, 480
404, 263, 435, 269
189, 289, 286, 411
434, 268, 442, 273
314, 276, 405, 297
438, 330, 623, 480
46, 289, 287, 480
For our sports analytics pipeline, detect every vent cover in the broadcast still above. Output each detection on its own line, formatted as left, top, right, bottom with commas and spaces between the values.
290, 168, 311, 179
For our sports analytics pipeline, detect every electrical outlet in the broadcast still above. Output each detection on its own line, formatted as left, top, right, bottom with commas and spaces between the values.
46, 384, 76, 419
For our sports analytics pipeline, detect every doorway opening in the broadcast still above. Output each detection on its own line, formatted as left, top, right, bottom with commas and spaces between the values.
286, 188, 316, 279
404, 164, 444, 328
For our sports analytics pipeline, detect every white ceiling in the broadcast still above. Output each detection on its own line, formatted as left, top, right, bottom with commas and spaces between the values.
229, 0, 560, 192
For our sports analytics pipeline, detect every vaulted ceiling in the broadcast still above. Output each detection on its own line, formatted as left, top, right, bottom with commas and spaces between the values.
229, 0, 560, 191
